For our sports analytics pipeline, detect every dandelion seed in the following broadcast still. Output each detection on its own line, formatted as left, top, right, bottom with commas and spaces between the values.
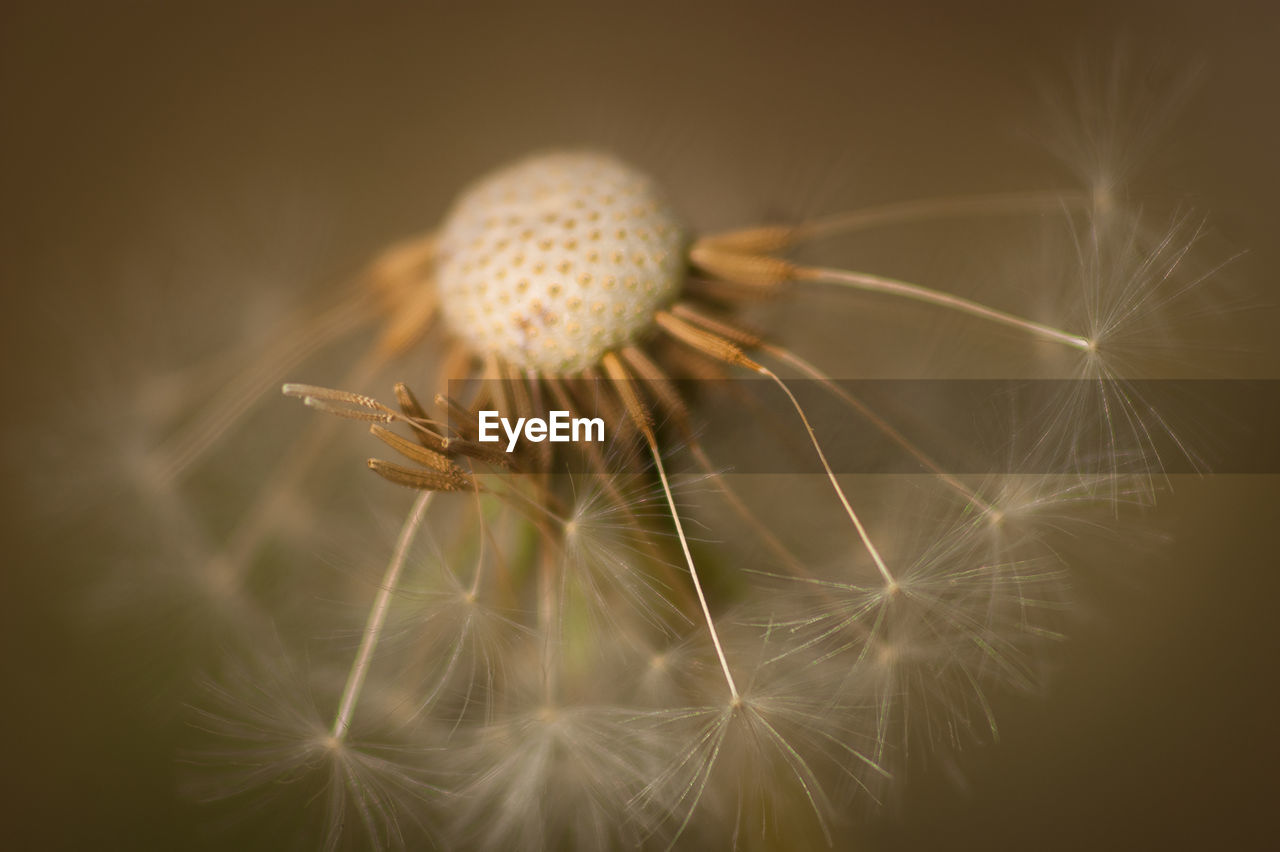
449, 705, 673, 851
1019, 207, 1235, 499
635, 628, 890, 849
187, 643, 446, 851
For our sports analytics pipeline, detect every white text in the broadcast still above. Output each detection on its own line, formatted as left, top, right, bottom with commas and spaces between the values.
477, 410, 605, 452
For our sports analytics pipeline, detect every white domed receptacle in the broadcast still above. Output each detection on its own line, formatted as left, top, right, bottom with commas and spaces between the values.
436, 151, 689, 375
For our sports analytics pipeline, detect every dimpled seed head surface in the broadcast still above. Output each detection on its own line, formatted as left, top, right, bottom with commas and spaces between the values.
436, 151, 688, 374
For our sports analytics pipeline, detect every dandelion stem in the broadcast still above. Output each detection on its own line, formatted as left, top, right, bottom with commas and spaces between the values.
756, 365, 896, 587
796, 266, 1094, 352
332, 490, 433, 741
538, 530, 559, 700
602, 351, 739, 699
647, 437, 740, 701
617, 343, 808, 579
759, 342, 995, 515
467, 485, 486, 599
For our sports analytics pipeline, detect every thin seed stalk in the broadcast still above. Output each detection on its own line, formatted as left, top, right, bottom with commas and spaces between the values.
331, 490, 434, 741
795, 267, 1094, 352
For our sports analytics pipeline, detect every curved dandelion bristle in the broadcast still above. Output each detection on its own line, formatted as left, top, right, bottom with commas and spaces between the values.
652, 309, 897, 588
752, 335, 995, 514
753, 363, 897, 587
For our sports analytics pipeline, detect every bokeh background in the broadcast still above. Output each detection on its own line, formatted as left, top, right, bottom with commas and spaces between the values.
3, 1, 1277, 849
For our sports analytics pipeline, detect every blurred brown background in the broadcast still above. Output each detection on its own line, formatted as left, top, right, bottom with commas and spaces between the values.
2, 1, 1278, 849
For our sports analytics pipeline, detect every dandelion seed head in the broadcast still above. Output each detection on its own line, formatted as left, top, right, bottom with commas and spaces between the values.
1039, 46, 1202, 208
557, 470, 692, 637
1008, 208, 1231, 495
41, 37, 1238, 845
636, 644, 888, 848
437, 151, 687, 373
188, 645, 444, 850
450, 706, 671, 851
